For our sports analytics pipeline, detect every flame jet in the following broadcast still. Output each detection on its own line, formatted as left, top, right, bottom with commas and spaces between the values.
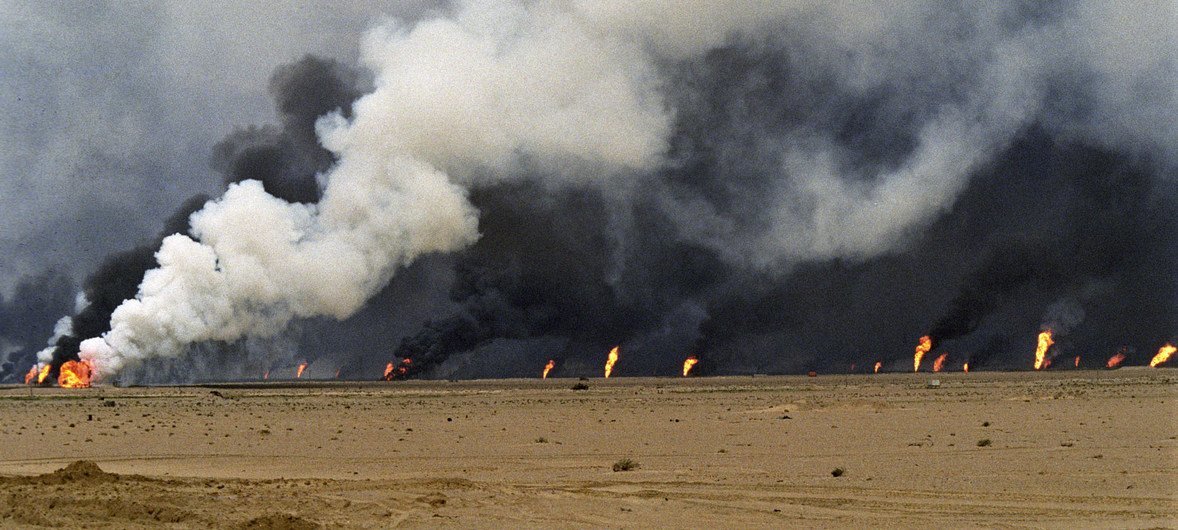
932, 353, 948, 372
914, 336, 932, 372
542, 359, 555, 379
1150, 343, 1176, 367
1033, 330, 1054, 370
296, 362, 308, 378
873, 361, 882, 374
682, 356, 699, 377
1107, 349, 1126, 368
604, 346, 619, 378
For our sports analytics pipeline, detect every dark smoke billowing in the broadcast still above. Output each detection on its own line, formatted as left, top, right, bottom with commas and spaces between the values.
19, 55, 368, 383
212, 55, 366, 204
0, 271, 75, 381
35, 194, 209, 383
11, 1, 1177, 383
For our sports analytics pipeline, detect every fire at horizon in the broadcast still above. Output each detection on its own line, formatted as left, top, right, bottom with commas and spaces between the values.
914, 335, 932, 372
19, 337, 1173, 389
1033, 330, 1054, 370
57, 360, 93, 388
383, 358, 413, 380
1150, 343, 1175, 367
604, 346, 619, 378
1107, 349, 1126, 368
932, 353, 948, 373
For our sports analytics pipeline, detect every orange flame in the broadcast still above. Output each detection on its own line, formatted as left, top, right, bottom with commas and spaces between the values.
1074, 355, 1080, 368
932, 353, 948, 373
263, 370, 269, 380
913, 335, 932, 372
335, 368, 341, 379
383, 358, 412, 380
23, 365, 39, 385
542, 359, 555, 379
296, 362, 307, 378
682, 356, 699, 377
873, 361, 882, 374
1033, 330, 1054, 370
58, 360, 93, 388
36, 364, 51, 384
1150, 343, 1176, 368
604, 346, 619, 378
963, 362, 970, 373
1107, 350, 1126, 369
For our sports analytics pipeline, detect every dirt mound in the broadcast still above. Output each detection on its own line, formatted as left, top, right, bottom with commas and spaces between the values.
239, 513, 321, 530
33, 460, 119, 485
0, 456, 120, 487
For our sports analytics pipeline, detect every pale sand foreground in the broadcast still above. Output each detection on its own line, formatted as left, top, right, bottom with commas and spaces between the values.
0, 369, 1175, 528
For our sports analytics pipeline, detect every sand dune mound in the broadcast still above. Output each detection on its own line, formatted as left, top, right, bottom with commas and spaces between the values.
0, 460, 121, 486
40, 460, 118, 484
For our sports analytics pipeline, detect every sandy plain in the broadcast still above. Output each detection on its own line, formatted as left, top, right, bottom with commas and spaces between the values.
0, 368, 1174, 529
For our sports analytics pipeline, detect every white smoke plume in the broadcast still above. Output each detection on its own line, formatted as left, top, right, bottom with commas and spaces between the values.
77, 0, 1177, 377
81, 0, 674, 375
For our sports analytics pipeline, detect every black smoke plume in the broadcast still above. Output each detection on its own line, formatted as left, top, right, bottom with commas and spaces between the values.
211, 55, 364, 204
44, 194, 208, 382
0, 271, 75, 382
20, 5, 1178, 382
36, 54, 367, 383
386, 39, 1176, 377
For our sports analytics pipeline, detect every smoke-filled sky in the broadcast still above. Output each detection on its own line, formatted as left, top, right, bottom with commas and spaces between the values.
0, 0, 443, 292
1, 1, 1175, 383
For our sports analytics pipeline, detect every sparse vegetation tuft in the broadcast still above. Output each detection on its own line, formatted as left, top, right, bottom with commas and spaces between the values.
977, 438, 991, 447
612, 458, 639, 472
571, 383, 590, 391
831, 467, 845, 477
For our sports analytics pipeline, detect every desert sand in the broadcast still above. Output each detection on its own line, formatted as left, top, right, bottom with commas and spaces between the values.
0, 369, 1174, 528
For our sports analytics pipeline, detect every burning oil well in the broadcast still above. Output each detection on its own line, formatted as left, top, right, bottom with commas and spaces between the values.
2, 2, 1175, 386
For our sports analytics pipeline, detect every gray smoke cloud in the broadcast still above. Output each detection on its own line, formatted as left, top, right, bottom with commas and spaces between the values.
653, 1, 1175, 270
5, 1, 1173, 380
80, 0, 676, 375
0, 0, 445, 294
